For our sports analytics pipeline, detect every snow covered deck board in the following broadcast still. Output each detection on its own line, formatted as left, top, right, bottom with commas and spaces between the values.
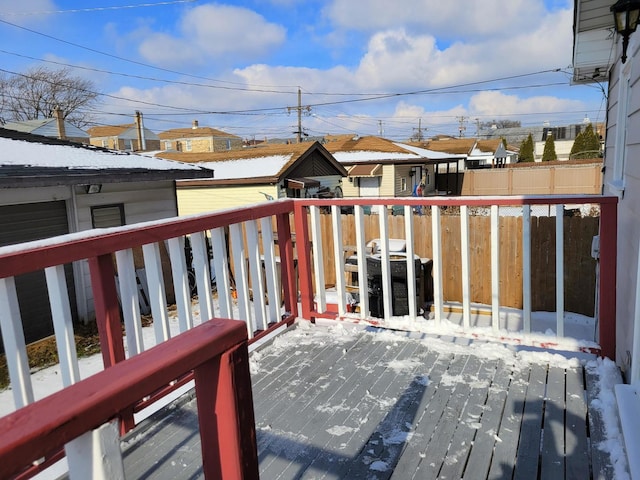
119, 324, 616, 479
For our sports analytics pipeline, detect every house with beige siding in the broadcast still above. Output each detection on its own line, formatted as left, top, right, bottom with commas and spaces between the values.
158, 120, 243, 153
411, 137, 519, 169
324, 136, 464, 197
87, 123, 160, 152
157, 141, 347, 215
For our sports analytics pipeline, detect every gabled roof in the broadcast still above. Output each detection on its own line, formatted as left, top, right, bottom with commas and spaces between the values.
324, 136, 464, 164
413, 138, 477, 155
3, 119, 89, 139
86, 123, 159, 141
158, 126, 241, 140
0, 128, 212, 188
475, 139, 504, 153
86, 124, 134, 137
158, 141, 347, 185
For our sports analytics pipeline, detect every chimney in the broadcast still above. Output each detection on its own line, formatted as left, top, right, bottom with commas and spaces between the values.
135, 110, 146, 151
192, 120, 199, 129
54, 106, 66, 140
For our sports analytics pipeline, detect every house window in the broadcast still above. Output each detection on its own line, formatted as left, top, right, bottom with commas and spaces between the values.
91, 204, 125, 228
185, 140, 192, 151
401, 177, 407, 192
226, 139, 232, 150
164, 141, 171, 150
101, 139, 107, 148
125, 139, 133, 151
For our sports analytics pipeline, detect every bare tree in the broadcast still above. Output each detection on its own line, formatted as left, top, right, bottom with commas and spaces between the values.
0, 66, 100, 128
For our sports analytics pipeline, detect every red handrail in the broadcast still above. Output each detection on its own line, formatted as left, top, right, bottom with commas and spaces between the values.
0, 319, 258, 480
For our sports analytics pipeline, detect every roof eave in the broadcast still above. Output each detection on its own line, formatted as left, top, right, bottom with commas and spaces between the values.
0, 169, 213, 189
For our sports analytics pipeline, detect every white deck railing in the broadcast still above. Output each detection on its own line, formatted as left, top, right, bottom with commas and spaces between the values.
294, 195, 617, 357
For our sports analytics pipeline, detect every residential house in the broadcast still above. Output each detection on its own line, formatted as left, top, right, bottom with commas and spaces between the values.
157, 141, 348, 215
158, 120, 243, 153
3, 117, 89, 144
573, 0, 640, 475
413, 137, 519, 169
87, 116, 160, 152
0, 128, 211, 344
478, 121, 604, 161
323, 136, 464, 197
2, 107, 89, 144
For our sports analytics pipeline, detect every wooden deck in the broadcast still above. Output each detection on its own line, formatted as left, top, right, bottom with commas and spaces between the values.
121, 323, 619, 479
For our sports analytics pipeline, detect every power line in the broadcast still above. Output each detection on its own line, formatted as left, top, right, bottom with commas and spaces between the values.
0, 17, 299, 90
0, 1, 197, 16
0, 49, 298, 94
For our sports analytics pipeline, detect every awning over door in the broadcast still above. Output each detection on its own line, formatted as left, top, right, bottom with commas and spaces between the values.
348, 164, 382, 177
286, 177, 321, 189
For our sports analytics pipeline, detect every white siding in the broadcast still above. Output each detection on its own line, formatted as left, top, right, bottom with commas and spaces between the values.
74, 181, 179, 321
604, 59, 640, 375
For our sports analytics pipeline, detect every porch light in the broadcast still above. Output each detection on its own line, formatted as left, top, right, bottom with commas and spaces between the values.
611, 0, 640, 63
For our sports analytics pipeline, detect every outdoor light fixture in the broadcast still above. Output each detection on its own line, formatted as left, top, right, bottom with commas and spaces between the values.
611, 0, 640, 63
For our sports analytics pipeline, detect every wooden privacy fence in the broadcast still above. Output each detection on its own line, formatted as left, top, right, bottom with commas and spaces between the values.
315, 211, 599, 316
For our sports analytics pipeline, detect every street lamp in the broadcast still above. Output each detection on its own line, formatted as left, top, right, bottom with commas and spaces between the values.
611, 0, 640, 63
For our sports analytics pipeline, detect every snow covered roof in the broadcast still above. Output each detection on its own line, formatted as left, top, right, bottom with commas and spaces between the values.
324, 136, 464, 164
0, 128, 212, 188
3, 119, 89, 139
159, 141, 347, 184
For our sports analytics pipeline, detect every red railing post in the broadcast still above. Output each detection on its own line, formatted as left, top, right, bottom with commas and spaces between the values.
194, 344, 258, 480
598, 199, 618, 360
88, 253, 134, 432
293, 202, 314, 321
276, 211, 298, 319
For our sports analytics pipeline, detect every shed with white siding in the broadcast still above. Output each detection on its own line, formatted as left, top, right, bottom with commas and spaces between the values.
0, 128, 212, 344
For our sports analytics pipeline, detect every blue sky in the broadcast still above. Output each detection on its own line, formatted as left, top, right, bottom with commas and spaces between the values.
0, 0, 608, 141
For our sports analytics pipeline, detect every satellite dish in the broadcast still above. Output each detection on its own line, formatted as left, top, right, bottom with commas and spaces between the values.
334, 186, 343, 198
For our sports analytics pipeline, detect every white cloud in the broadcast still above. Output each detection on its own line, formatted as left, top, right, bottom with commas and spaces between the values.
136, 4, 286, 67
323, 0, 548, 40
468, 90, 584, 118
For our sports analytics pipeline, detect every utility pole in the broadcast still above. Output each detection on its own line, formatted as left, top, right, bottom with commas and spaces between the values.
287, 88, 311, 143
457, 116, 467, 138
413, 118, 427, 141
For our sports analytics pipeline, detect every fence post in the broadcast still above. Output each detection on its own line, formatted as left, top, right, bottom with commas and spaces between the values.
194, 344, 258, 480
293, 203, 313, 321
598, 200, 617, 360
88, 254, 133, 433
277, 210, 299, 320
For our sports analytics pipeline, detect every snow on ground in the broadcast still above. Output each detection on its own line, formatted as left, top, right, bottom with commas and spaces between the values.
0, 304, 631, 479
